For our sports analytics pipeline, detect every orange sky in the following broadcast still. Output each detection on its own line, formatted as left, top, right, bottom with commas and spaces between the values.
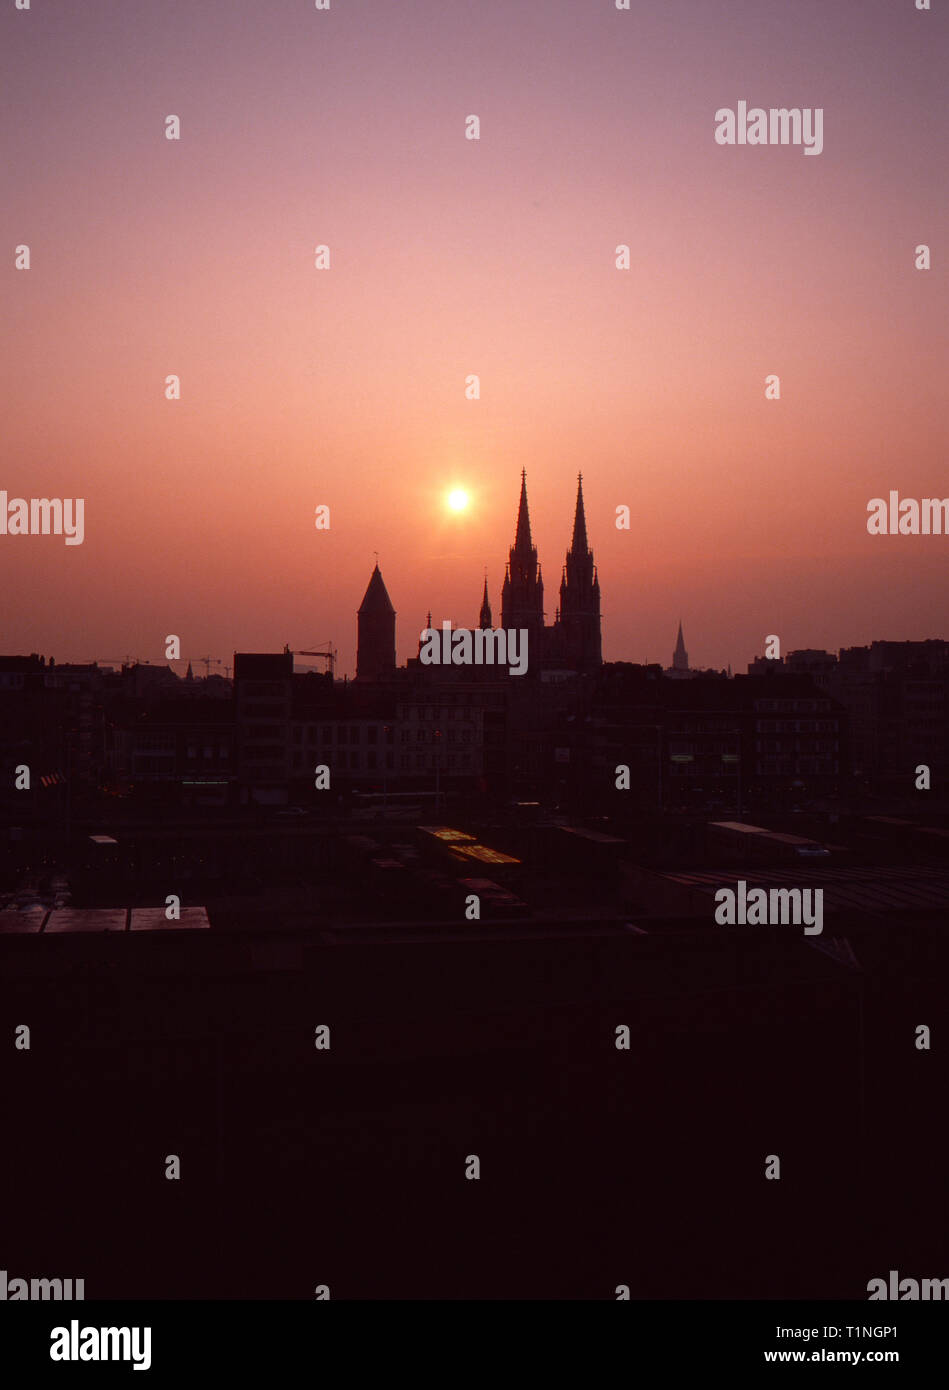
2, 0, 946, 675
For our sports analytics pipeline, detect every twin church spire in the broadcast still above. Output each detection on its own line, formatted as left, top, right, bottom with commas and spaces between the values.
493, 471, 601, 671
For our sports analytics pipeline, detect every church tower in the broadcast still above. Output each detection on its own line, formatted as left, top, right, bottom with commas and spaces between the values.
673, 620, 689, 672
356, 563, 396, 681
501, 471, 544, 663
558, 474, 602, 670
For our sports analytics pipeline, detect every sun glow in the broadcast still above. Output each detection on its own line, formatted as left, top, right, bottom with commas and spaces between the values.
447, 488, 469, 513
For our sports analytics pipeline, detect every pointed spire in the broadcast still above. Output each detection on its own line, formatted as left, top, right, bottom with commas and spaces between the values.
479, 575, 492, 629
513, 468, 533, 556
673, 620, 689, 672
571, 473, 589, 556
358, 563, 395, 615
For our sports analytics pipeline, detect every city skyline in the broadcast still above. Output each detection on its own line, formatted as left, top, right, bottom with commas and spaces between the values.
2, 465, 948, 682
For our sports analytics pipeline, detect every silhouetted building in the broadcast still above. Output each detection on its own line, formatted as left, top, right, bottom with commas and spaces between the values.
234, 651, 293, 804
831, 641, 949, 789
107, 700, 235, 806
356, 564, 396, 682
501, 470, 546, 663
556, 666, 846, 816
499, 471, 602, 673
556, 474, 602, 670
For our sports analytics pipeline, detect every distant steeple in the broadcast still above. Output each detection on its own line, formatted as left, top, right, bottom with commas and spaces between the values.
673, 621, 689, 672
479, 575, 492, 629
185, 661, 194, 682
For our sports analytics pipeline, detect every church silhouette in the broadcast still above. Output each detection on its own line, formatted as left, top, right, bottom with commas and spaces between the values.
356, 473, 602, 679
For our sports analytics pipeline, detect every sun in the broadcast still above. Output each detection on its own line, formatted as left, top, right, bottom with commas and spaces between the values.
447, 488, 469, 513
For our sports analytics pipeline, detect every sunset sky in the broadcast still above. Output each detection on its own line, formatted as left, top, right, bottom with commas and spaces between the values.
2, 0, 946, 677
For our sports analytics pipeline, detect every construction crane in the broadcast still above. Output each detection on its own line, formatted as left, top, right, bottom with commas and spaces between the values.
186, 655, 224, 678
284, 642, 337, 677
